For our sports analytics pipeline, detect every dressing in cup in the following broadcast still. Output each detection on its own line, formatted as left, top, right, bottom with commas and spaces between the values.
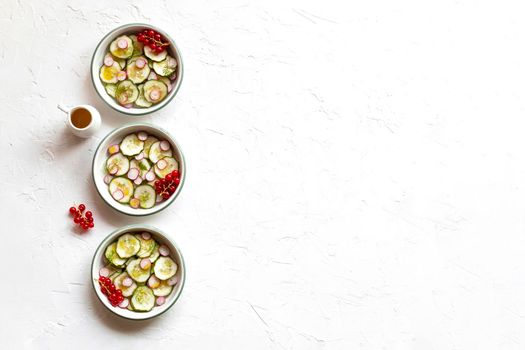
66, 105, 101, 138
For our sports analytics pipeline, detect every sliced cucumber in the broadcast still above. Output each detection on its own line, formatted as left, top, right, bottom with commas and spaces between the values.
116, 233, 141, 258
120, 133, 144, 156
126, 60, 150, 84
154, 157, 179, 178
143, 136, 159, 156
126, 258, 152, 283
135, 84, 153, 108
106, 152, 130, 176
143, 80, 168, 103
154, 256, 178, 280
105, 264, 123, 279
109, 35, 134, 58
129, 35, 144, 57
148, 141, 172, 163
114, 272, 138, 297
152, 279, 173, 297
130, 158, 151, 178
109, 177, 134, 203
109, 270, 123, 282
152, 56, 177, 77
135, 234, 156, 258
131, 286, 155, 312
105, 83, 117, 97
134, 185, 156, 209
149, 244, 160, 263
99, 62, 121, 84
105, 242, 127, 267
144, 45, 168, 62
115, 80, 139, 105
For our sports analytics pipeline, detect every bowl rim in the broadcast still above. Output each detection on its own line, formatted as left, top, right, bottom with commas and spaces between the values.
90, 22, 184, 116
91, 123, 186, 216
90, 224, 186, 320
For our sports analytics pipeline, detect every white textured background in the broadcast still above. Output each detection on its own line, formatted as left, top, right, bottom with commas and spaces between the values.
2, 0, 525, 349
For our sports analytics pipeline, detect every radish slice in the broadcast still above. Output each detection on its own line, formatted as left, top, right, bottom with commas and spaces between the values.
117, 71, 127, 81
159, 245, 170, 256
169, 73, 177, 80
156, 159, 167, 170
135, 152, 144, 160
133, 177, 143, 185
123, 103, 133, 109
108, 144, 120, 154
137, 131, 148, 141
156, 194, 163, 203
99, 267, 110, 277
148, 275, 160, 288
148, 71, 157, 80
104, 55, 114, 67
109, 166, 119, 175
156, 296, 166, 306
166, 81, 173, 92
145, 171, 155, 182
112, 190, 124, 201
160, 141, 171, 151
129, 198, 140, 208
135, 58, 146, 69
140, 258, 151, 270
141, 232, 151, 240
127, 168, 139, 180
167, 276, 178, 286
168, 57, 177, 67
104, 174, 113, 184
149, 90, 160, 101
122, 277, 133, 287
117, 38, 128, 49
118, 298, 130, 309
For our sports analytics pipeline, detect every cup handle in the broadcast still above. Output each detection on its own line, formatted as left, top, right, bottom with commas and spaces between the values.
57, 103, 70, 114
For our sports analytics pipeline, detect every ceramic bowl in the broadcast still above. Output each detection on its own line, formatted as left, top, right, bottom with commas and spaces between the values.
90, 23, 183, 116
92, 123, 185, 216
91, 224, 186, 320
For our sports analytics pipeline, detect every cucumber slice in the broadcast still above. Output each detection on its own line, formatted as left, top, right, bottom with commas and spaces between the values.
114, 272, 138, 297
143, 136, 159, 156
105, 242, 127, 267
152, 280, 173, 297
115, 80, 139, 105
130, 158, 151, 178
106, 152, 129, 176
148, 141, 172, 163
143, 80, 168, 103
105, 83, 117, 97
109, 35, 134, 58
126, 258, 152, 283
131, 286, 155, 312
149, 244, 160, 263
109, 270, 123, 282
152, 56, 177, 77
109, 177, 134, 203
129, 35, 144, 57
116, 233, 141, 258
135, 234, 156, 258
135, 84, 153, 108
134, 185, 156, 209
154, 257, 178, 280
99, 62, 121, 84
120, 134, 145, 156
144, 46, 168, 62
126, 60, 151, 84
154, 157, 179, 179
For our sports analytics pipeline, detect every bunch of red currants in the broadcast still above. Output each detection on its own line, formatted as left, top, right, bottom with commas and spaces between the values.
69, 204, 94, 230
154, 170, 180, 200
137, 29, 169, 54
98, 276, 124, 307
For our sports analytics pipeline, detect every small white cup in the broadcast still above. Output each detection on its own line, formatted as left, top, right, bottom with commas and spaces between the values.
66, 104, 101, 138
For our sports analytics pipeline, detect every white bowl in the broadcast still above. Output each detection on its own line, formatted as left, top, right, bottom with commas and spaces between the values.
91, 225, 186, 320
90, 23, 183, 116
92, 123, 186, 216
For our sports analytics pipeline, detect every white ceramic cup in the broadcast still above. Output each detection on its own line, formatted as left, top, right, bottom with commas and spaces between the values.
66, 104, 101, 138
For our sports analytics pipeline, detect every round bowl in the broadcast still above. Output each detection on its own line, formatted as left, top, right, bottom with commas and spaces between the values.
90, 23, 183, 116
91, 224, 186, 320
92, 123, 186, 216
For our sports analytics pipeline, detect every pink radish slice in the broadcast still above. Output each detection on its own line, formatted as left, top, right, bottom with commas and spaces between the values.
166, 81, 173, 92
160, 140, 171, 151
123, 103, 133, 109
169, 73, 177, 80
117, 94, 128, 104
156, 159, 167, 170
159, 245, 170, 256
137, 131, 148, 141
148, 275, 160, 288
122, 277, 133, 287
109, 166, 119, 175
141, 232, 151, 240
112, 190, 124, 201
117, 39, 128, 49
167, 276, 178, 286
168, 57, 177, 67
127, 168, 139, 180
145, 171, 155, 182
118, 298, 130, 308
135, 152, 144, 160
140, 258, 151, 269
104, 55, 114, 67
156, 194, 163, 203
108, 144, 120, 154
104, 174, 113, 184
117, 71, 127, 81
156, 296, 166, 306
99, 267, 110, 277
148, 72, 157, 80
129, 198, 140, 208
149, 90, 160, 101
133, 177, 143, 185
135, 58, 146, 69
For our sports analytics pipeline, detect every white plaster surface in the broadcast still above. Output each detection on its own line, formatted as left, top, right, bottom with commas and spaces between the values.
2, 0, 525, 348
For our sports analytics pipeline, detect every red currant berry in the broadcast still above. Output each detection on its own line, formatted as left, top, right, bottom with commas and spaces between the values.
169, 186, 175, 193
69, 207, 77, 215
85, 211, 92, 218
73, 216, 81, 224
165, 174, 173, 182
138, 34, 144, 42
78, 204, 86, 212
89, 222, 94, 228
116, 289, 123, 296
155, 47, 163, 53
81, 224, 89, 230
175, 177, 180, 185
154, 33, 161, 40
148, 30, 154, 36
172, 170, 179, 177
162, 193, 170, 200
109, 284, 116, 293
